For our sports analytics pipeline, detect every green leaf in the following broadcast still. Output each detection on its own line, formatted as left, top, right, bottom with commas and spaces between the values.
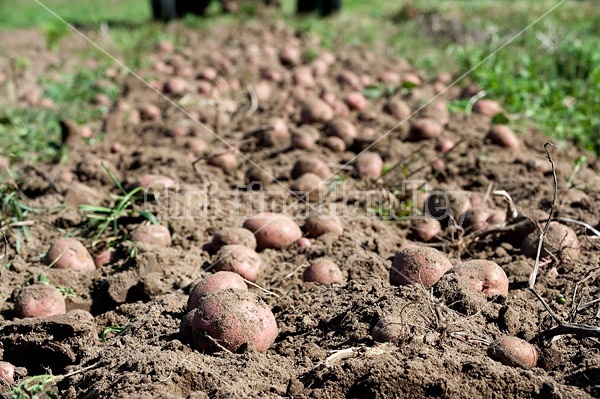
362, 85, 385, 100
492, 113, 510, 124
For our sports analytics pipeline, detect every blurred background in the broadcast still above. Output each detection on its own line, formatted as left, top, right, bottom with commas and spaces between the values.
0, 0, 598, 154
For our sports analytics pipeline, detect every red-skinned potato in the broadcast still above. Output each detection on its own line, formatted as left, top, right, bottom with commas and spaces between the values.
486, 125, 520, 149
324, 118, 357, 146
187, 271, 248, 311
211, 228, 257, 251
473, 99, 502, 117
304, 215, 344, 238
14, 284, 66, 318
411, 217, 442, 242
300, 98, 334, 124
453, 260, 509, 297
354, 152, 383, 180
294, 237, 311, 248
344, 92, 367, 110
385, 98, 411, 120
291, 126, 320, 150
163, 77, 187, 95
94, 248, 117, 268
372, 317, 405, 342
135, 174, 175, 190
213, 245, 262, 282
291, 157, 331, 179
243, 213, 302, 250
390, 247, 453, 288
487, 336, 538, 369
324, 136, 346, 153
408, 118, 443, 141
303, 258, 343, 284
131, 224, 171, 247
291, 173, 324, 202
293, 67, 316, 88
0, 361, 15, 385
189, 289, 278, 352
139, 104, 161, 120
436, 139, 455, 154
44, 237, 95, 271
263, 117, 290, 146
207, 149, 239, 172
521, 222, 580, 259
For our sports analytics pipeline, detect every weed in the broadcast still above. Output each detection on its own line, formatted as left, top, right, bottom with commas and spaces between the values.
100, 321, 129, 342
0, 179, 33, 254
9, 374, 60, 399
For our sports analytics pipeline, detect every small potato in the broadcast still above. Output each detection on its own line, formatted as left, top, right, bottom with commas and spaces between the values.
372, 317, 405, 343
411, 218, 442, 242
292, 67, 316, 88
344, 92, 368, 111
187, 271, 248, 311
380, 71, 401, 85
521, 222, 580, 259
291, 126, 320, 150
303, 258, 343, 284
186, 138, 208, 153
291, 173, 324, 203
94, 248, 117, 268
336, 70, 361, 89
263, 117, 290, 146
408, 118, 443, 141
0, 361, 15, 385
486, 125, 520, 149
300, 98, 334, 124
323, 136, 346, 153
294, 237, 311, 248
245, 165, 273, 188
459, 208, 492, 232
487, 336, 538, 369
304, 215, 344, 238
402, 72, 422, 86
14, 284, 66, 318
324, 118, 357, 146
213, 245, 262, 282
207, 149, 239, 172
473, 99, 502, 117
163, 77, 187, 95
436, 139, 455, 154
385, 98, 411, 120
424, 189, 471, 221
190, 289, 278, 352
44, 237, 96, 271
212, 228, 257, 251
135, 174, 175, 190
354, 152, 383, 180
390, 247, 453, 288
453, 260, 509, 297
131, 224, 171, 247
66, 309, 95, 321
243, 213, 302, 250
280, 47, 301, 67
139, 104, 161, 120
291, 157, 331, 179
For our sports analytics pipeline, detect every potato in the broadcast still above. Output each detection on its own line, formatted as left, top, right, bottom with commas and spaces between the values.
344, 92, 367, 111
411, 217, 442, 242
190, 289, 278, 352
208, 149, 239, 171
487, 336, 538, 369
280, 47, 301, 67
521, 222, 580, 259
291, 157, 331, 179
436, 139, 455, 154
94, 248, 117, 268
372, 317, 405, 342
291, 173, 324, 203
139, 104, 161, 120
453, 260, 509, 297
304, 215, 344, 238
135, 174, 175, 190
380, 71, 401, 85
459, 208, 492, 232
188, 271, 248, 311
163, 77, 187, 95
324, 118, 357, 146
0, 361, 15, 385
44, 237, 96, 271
390, 247, 453, 287
14, 284, 66, 318
131, 224, 171, 247
292, 67, 316, 88
291, 126, 320, 150
385, 98, 411, 120
300, 98, 334, 124
473, 99, 502, 117
336, 70, 361, 89
186, 138, 208, 153
213, 245, 262, 281
354, 152, 383, 180
199, 67, 218, 81
324, 136, 346, 153
294, 237, 311, 248
263, 117, 290, 146
212, 227, 257, 251
303, 258, 343, 284
243, 213, 302, 250
402, 72, 422, 86
408, 118, 443, 141
424, 189, 471, 221
486, 125, 520, 149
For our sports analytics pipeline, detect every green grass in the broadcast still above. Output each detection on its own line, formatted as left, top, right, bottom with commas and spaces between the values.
0, 0, 598, 157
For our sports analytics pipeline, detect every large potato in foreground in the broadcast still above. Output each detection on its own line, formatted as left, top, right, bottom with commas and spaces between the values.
453, 260, 508, 297
14, 284, 66, 318
187, 271, 248, 311
390, 247, 453, 287
190, 290, 278, 353
44, 237, 95, 271
243, 213, 302, 250
487, 336, 538, 369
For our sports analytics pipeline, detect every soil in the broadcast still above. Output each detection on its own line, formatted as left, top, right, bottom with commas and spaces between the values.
0, 19, 599, 399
